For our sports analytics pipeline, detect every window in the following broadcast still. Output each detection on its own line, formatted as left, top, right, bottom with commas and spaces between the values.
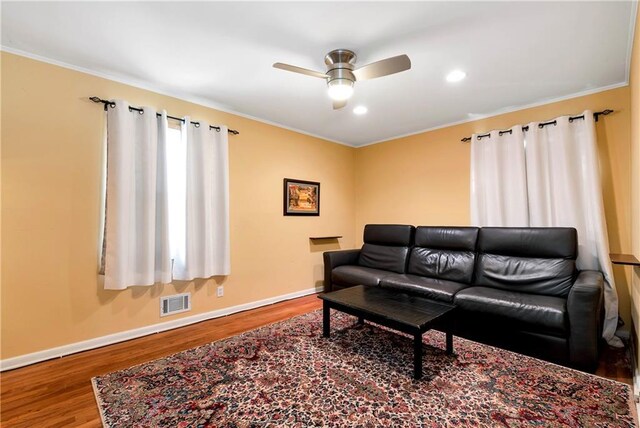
166, 126, 186, 270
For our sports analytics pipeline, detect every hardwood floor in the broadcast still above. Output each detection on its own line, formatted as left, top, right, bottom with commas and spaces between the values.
1, 294, 323, 427
0, 293, 633, 427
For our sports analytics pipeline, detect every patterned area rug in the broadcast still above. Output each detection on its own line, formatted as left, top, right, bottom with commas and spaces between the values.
92, 310, 635, 427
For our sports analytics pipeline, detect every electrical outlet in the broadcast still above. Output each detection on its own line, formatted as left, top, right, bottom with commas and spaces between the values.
217, 285, 224, 297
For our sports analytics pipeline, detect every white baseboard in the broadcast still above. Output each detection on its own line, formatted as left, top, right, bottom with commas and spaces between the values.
0, 286, 323, 372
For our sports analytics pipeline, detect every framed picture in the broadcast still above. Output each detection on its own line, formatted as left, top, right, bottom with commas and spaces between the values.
283, 178, 320, 216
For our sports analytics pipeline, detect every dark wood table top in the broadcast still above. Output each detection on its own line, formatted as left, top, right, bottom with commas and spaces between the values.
319, 285, 455, 331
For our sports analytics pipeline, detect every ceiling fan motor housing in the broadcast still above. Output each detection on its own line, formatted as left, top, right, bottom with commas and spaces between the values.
324, 49, 356, 84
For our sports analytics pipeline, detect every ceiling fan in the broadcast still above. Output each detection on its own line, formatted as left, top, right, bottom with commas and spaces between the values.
273, 49, 411, 110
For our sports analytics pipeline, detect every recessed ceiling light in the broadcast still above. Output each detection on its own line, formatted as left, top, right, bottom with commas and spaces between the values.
353, 106, 368, 115
446, 70, 466, 83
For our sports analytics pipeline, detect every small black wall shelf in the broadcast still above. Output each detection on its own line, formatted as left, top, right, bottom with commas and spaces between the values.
309, 236, 343, 241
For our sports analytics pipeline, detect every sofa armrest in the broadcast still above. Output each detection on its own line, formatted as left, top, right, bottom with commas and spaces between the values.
323, 249, 361, 292
567, 270, 604, 371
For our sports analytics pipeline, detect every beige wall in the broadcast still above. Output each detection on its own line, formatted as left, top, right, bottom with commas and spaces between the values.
629, 8, 640, 376
0, 52, 356, 359
355, 86, 633, 327
1, 42, 637, 362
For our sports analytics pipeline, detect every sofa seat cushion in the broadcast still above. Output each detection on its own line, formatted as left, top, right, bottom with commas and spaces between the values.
454, 287, 567, 336
332, 265, 391, 287
379, 274, 469, 303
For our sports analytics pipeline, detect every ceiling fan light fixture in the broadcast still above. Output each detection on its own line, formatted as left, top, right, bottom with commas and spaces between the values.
327, 78, 354, 101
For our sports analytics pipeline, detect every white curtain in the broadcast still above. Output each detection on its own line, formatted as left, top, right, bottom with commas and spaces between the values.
103, 102, 231, 289
525, 111, 621, 347
470, 125, 529, 227
104, 101, 171, 290
470, 111, 621, 346
171, 119, 230, 280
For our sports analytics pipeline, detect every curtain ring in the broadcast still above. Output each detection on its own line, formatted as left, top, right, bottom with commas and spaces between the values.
109, 102, 116, 109
194, 122, 200, 128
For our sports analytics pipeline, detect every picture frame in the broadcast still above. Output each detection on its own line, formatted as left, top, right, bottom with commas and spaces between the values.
283, 178, 320, 216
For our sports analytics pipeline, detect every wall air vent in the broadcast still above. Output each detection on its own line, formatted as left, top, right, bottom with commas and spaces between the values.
160, 293, 191, 317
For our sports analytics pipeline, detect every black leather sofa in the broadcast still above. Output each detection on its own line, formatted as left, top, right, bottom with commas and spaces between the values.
323, 224, 604, 371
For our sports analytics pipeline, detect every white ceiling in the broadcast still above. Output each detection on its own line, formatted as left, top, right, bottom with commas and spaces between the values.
1, 1, 636, 147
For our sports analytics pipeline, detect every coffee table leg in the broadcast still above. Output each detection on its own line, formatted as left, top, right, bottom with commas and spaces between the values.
446, 331, 453, 355
357, 316, 364, 325
414, 333, 423, 380
323, 302, 330, 338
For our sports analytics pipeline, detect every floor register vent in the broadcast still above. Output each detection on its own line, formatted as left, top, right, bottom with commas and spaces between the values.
160, 293, 191, 317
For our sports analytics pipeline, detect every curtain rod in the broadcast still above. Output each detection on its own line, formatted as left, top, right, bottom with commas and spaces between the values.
89, 97, 240, 135
460, 109, 613, 143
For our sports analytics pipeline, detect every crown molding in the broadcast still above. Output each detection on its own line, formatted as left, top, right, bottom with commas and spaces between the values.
358, 81, 629, 148
0, 46, 352, 147
1, 44, 632, 149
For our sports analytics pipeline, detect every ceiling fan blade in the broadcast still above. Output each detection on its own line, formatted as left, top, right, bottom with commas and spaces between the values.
352, 54, 411, 81
333, 99, 347, 110
273, 63, 328, 79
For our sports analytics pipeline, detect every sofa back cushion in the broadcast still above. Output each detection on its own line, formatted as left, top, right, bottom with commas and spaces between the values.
474, 227, 577, 297
358, 224, 414, 274
407, 227, 479, 283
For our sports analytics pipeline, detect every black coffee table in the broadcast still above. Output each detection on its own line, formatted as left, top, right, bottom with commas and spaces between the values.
318, 285, 455, 379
